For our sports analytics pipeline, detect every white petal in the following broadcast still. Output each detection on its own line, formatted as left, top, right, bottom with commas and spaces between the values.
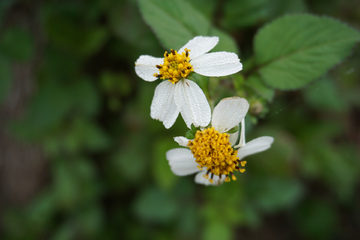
211, 97, 249, 133
192, 52, 242, 77
150, 81, 179, 129
229, 132, 239, 146
174, 79, 211, 128
194, 170, 224, 186
174, 136, 190, 147
237, 136, 274, 159
135, 55, 163, 82
178, 36, 219, 59
166, 148, 199, 176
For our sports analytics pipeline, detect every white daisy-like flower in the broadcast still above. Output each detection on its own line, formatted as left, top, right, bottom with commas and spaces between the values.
166, 97, 274, 186
134, 36, 243, 129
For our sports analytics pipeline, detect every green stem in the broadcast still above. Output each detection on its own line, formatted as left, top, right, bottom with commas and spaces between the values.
201, 77, 214, 109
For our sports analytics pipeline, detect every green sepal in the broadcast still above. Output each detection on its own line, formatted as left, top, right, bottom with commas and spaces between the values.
226, 126, 239, 134
190, 124, 197, 132
185, 130, 195, 140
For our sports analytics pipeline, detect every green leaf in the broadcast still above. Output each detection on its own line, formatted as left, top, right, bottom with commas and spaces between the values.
0, 56, 11, 103
53, 158, 99, 210
249, 177, 304, 212
108, 1, 163, 57
268, 0, 307, 19
221, 0, 270, 29
232, 74, 245, 95
45, 13, 107, 57
80, 27, 108, 56
245, 74, 275, 101
202, 221, 232, 240
0, 27, 34, 61
100, 71, 132, 96
255, 14, 360, 90
138, 0, 210, 50
210, 27, 239, 54
303, 77, 345, 112
109, 134, 148, 183
301, 142, 360, 201
133, 187, 178, 223
152, 139, 178, 191
76, 206, 104, 238
27, 191, 56, 233
185, 0, 217, 20
221, 0, 307, 30
70, 79, 100, 116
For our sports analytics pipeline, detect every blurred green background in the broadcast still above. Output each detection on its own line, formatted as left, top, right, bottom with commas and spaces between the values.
0, 0, 359, 239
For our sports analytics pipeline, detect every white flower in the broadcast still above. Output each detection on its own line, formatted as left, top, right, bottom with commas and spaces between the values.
166, 97, 274, 186
134, 36, 243, 129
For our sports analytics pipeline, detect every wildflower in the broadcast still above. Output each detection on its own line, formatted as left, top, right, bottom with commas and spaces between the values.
166, 97, 274, 186
135, 36, 243, 128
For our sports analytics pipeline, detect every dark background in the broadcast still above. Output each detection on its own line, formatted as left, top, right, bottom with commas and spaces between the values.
0, 0, 359, 239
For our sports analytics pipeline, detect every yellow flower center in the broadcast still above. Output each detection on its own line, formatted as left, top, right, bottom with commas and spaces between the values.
153, 48, 194, 84
187, 127, 246, 184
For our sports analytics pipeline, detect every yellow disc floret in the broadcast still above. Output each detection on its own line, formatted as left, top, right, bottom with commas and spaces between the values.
187, 127, 246, 184
153, 48, 194, 84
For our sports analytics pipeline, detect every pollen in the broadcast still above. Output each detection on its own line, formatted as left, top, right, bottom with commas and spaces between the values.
153, 48, 194, 84
187, 127, 246, 184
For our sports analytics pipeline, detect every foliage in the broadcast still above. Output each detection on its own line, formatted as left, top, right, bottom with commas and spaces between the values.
1, 0, 360, 239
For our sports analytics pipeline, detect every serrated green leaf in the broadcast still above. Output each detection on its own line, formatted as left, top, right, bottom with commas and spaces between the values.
255, 14, 360, 90
245, 74, 274, 101
138, 0, 210, 50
